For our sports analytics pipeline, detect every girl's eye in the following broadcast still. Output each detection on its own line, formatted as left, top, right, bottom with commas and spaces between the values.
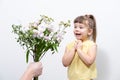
74, 26, 77, 28
79, 26, 83, 29
74, 26, 84, 29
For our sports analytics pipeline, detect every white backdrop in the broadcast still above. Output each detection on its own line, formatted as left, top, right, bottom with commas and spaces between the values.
0, 0, 120, 80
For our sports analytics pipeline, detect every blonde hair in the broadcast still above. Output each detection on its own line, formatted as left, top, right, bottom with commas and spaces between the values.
74, 14, 97, 42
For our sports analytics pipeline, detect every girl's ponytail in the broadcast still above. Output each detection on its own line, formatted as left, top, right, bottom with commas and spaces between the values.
85, 14, 97, 42
90, 15, 97, 42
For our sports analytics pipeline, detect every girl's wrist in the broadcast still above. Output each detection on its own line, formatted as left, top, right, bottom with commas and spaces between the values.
77, 48, 82, 53
71, 47, 76, 52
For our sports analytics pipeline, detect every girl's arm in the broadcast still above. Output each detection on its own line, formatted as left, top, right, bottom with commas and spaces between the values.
62, 45, 76, 67
77, 43, 97, 66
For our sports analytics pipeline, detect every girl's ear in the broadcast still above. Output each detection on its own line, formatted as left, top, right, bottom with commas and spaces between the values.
88, 29, 93, 36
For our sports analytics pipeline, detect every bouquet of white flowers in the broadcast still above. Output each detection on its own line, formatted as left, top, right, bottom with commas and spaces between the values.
12, 15, 70, 80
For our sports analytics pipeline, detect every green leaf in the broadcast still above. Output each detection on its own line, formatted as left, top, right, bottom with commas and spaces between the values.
53, 44, 58, 52
26, 50, 30, 63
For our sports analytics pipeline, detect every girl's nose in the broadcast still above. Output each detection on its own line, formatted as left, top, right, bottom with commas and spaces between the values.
75, 27, 79, 31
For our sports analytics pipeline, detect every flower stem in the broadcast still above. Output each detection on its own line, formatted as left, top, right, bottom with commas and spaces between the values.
33, 77, 38, 80
39, 52, 46, 61
33, 55, 39, 80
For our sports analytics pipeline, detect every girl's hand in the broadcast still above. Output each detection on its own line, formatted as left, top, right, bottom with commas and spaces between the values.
74, 40, 78, 51
76, 40, 82, 50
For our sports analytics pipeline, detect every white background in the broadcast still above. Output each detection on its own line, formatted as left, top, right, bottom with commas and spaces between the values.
0, 0, 120, 80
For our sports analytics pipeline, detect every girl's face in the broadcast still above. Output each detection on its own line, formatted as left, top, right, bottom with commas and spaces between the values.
73, 23, 93, 41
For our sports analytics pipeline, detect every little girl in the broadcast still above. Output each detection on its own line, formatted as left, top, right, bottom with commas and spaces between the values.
62, 14, 97, 80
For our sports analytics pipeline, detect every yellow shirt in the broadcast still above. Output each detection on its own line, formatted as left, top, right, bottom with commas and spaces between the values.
67, 40, 97, 80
